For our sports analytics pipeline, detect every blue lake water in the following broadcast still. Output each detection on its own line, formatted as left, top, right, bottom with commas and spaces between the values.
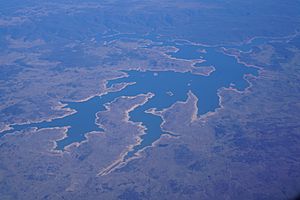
1, 38, 259, 162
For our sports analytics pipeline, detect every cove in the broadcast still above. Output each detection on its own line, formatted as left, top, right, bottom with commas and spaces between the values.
1, 44, 258, 162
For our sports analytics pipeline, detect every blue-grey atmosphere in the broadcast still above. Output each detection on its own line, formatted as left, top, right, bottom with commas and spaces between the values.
0, 1, 300, 200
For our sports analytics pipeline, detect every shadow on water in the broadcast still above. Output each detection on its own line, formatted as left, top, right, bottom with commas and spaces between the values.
0, 40, 259, 161
291, 193, 300, 200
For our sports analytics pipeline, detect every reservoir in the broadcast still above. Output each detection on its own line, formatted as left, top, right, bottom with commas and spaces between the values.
1, 40, 258, 162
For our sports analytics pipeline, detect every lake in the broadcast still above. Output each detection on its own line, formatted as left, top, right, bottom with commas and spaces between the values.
0, 38, 259, 162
